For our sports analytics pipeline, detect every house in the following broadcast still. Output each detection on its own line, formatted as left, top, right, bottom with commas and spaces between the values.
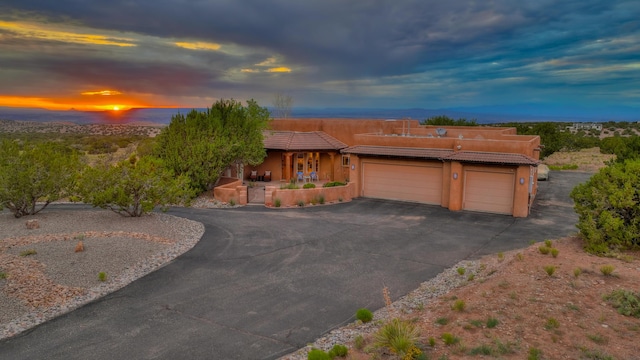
235, 118, 541, 217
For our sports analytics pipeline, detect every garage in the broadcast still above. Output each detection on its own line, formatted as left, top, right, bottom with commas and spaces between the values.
362, 160, 443, 204
463, 169, 515, 214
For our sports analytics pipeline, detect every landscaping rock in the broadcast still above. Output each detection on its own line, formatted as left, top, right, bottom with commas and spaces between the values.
25, 220, 39, 229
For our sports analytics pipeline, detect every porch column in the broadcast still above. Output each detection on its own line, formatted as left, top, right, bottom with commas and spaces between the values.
328, 152, 336, 181
284, 152, 293, 182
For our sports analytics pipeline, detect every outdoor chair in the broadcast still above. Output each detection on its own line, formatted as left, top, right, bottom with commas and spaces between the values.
310, 171, 318, 181
249, 170, 257, 181
297, 171, 304, 182
263, 170, 271, 182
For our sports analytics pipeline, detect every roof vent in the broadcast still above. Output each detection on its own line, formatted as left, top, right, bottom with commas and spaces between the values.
435, 128, 447, 137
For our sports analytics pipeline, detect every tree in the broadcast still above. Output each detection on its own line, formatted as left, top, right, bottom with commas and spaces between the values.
272, 92, 293, 118
0, 140, 82, 218
154, 99, 270, 192
78, 155, 194, 217
421, 115, 478, 126
570, 159, 640, 254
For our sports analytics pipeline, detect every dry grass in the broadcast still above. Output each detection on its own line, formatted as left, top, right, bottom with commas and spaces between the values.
543, 147, 615, 172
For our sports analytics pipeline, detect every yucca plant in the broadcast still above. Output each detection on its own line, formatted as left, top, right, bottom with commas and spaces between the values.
374, 318, 420, 357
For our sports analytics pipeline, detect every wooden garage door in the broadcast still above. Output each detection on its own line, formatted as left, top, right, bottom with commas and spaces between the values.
463, 170, 514, 214
362, 161, 442, 204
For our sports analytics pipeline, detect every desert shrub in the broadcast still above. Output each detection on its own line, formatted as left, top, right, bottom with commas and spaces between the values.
274, 198, 281, 207
280, 183, 299, 189
0, 272, 7, 279
544, 265, 556, 276
528, 347, 543, 360
570, 159, 640, 254
538, 246, 550, 255
428, 337, 436, 347
457, 267, 466, 275
435, 317, 449, 325
441, 332, 459, 346
307, 348, 331, 360
328, 344, 348, 358
600, 265, 615, 276
318, 194, 325, 204
544, 317, 560, 330
603, 289, 640, 317
451, 299, 466, 312
551, 248, 559, 258
229, 198, 236, 206
323, 181, 346, 188
374, 319, 420, 357
98, 272, 107, 282
19, 249, 37, 257
303, 183, 316, 189
297, 200, 305, 207
573, 267, 582, 277
497, 252, 504, 261
356, 308, 373, 323
516, 253, 524, 261
486, 317, 499, 328
544, 239, 553, 247
354, 335, 365, 350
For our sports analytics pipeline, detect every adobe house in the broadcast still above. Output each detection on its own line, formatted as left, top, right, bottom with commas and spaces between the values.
244, 118, 541, 217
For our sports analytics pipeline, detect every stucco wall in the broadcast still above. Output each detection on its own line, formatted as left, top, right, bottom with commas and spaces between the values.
265, 183, 355, 207
213, 177, 247, 205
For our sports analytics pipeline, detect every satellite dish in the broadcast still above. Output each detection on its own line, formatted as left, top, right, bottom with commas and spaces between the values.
435, 128, 447, 137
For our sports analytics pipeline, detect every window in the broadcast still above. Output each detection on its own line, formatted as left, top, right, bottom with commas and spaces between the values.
342, 155, 350, 167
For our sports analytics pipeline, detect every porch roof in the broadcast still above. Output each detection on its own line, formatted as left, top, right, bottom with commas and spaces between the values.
263, 131, 348, 151
342, 145, 540, 166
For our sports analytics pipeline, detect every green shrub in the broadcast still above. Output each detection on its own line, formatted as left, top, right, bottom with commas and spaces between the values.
544, 239, 553, 247
98, 272, 107, 282
323, 181, 346, 188
441, 332, 459, 346
603, 289, 640, 317
544, 317, 560, 330
318, 194, 325, 204
544, 265, 556, 276
280, 183, 299, 189
428, 337, 436, 347
19, 249, 37, 257
328, 344, 348, 358
538, 246, 550, 255
570, 159, 640, 254
573, 267, 582, 277
297, 200, 305, 207
457, 267, 466, 275
374, 319, 420, 357
0, 272, 7, 280
356, 308, 373, 323
528, 347, 542, 360
550, 248, 559, 258
303, 183, 316, 189
274, 198, 281, 207
451, 299, 466, 312
497, 252, 504, 262
229, 198, 236, 206
435, 317, 449, 325
354, 335, 365, 350
486, 317, 499, 328
600, 264, 615, 276
516, 253, 524, 261
307, 348, 331, 360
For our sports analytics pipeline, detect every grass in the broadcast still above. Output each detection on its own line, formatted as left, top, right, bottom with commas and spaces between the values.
551, 248, 559, 258
19, 249, 37, 257
274, 198, 281, 207
603, 289, 640, 317
0, 272, 7, 279
587, 333, 608, 345
457, 267, 466, 275
544, 317, 560, 330
497, 252, 504, 262
548, 164, 579, 170
538, 246, 550, 255
468, 339, 516, 356
98, 272, 107, 282
544, 265, 556, 276
574, 267, 583, 277
600, 265, 615, 276
435, 317, 449, 325
486, 317, 499, 328
354, 335, 365, 350
451, 299, 466, 312
441, 332, 460, 346
528, 347, 543, 360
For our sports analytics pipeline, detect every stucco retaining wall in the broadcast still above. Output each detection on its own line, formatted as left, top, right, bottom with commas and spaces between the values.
265, 183, 355, 207
213, 177, 247, 205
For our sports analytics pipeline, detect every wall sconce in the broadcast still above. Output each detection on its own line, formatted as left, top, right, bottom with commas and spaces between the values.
453, 172, 458, 180
519, 177, 525, 185
456, 145, 462, 150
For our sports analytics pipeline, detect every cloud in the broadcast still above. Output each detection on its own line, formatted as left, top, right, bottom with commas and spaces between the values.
81, 90, 123, 96
174, 41, 221, 51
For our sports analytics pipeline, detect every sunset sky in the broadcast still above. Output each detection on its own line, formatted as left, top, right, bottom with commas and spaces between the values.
0, 1, 638, 113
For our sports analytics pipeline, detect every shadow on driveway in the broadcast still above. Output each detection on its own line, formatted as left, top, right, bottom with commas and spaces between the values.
0, 171, 592, 360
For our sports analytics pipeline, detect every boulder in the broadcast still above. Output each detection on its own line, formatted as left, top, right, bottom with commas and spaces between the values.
538, 164, 550, 181
25, 219, 40, 229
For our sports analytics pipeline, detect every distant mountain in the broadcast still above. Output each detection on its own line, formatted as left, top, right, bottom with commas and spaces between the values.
0, 105, 637, 126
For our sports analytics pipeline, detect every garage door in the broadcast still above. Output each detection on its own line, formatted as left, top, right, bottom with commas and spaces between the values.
362, 161, 442, 204
463, 170, 514, 214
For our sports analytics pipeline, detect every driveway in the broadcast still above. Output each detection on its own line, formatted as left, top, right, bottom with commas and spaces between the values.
0, 171, 592, 359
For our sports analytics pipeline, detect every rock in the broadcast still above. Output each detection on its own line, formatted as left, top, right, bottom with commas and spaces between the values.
25, 219, 40, 229
74, 241, 84, 253
538, 164, 550, 181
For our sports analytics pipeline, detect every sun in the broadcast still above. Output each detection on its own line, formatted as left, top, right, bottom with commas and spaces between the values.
113, 106, 120, 111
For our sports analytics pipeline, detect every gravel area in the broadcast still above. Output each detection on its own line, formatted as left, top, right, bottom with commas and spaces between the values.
0, 209, 204, 340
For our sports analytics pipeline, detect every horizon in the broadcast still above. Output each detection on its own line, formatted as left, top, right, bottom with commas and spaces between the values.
1, 2, 639, 114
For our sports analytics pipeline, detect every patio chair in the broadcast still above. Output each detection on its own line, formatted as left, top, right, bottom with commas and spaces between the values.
310, 171, 318, 181
249, 170, 257, 181
297, 171, 304, 182
263, 170, 271, 182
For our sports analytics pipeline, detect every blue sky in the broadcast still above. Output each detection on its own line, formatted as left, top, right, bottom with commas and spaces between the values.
0, 0, 638, 115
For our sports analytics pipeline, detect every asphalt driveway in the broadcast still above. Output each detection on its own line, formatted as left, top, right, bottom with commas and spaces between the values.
0, 171, 592, 359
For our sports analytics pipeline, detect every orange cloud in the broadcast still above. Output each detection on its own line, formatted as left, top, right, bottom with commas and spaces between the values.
174, 41, 221, 51
0, 20, 136, 47
0, 95, 151, 111
266, 67, 292, 73
81, 90, 123, 96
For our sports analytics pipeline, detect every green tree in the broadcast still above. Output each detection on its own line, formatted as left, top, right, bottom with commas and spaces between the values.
421, 115, 478, 126
154, 99, 270, 192
570, 159, 640, 254
0, 140, 82, 218
79, 155, 193, 217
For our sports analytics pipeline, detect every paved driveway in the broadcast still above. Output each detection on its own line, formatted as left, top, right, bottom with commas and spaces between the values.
0, 171, 592, 360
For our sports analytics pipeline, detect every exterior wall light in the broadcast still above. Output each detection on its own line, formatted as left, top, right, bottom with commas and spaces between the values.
453, 172, 458, 180
520, 177, 525, 185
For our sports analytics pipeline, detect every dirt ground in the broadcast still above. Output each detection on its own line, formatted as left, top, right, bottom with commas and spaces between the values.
347, 237, 640, 360
543, 147, 615, 172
